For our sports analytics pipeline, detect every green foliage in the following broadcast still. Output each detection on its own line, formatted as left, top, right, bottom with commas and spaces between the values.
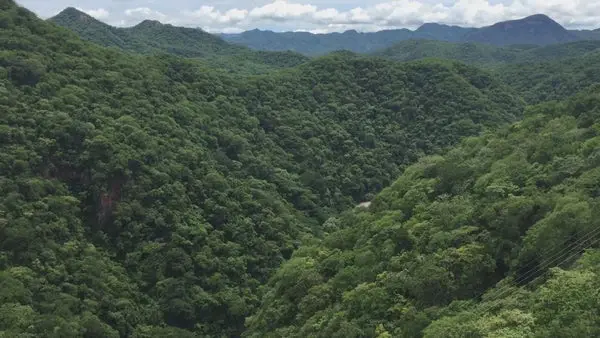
246, 88, 600, 337
495, 51, 600, 104
376, 39, 600, 106
0, 2, 523, 336
374, 39, 600, 67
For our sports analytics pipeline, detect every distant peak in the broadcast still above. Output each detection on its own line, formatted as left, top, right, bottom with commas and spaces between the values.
523, 13, 553, 21
57, 7, 89, 17
51, 7, 98, 23
136, 19, 163, 27
497, 13, 561, 27
418, 23, 447, 28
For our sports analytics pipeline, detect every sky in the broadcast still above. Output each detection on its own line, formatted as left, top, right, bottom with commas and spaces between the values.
16, 0, 600, 33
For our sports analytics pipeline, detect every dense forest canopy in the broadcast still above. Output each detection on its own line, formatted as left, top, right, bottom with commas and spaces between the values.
4, 0, 600, 337
374, 39, 600, 105
0, 1, 529, 336
373, 39, 600, 67
245, 87, 600, 337
495, 51, 600, 104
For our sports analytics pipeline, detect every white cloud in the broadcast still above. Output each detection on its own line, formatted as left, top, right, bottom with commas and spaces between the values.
123, 7, 170, 25
22, 0, 600, 32
77, 7, 109, 19
249, 1, 318, 20
178, 0, 600, 32
183, 6, 248, 25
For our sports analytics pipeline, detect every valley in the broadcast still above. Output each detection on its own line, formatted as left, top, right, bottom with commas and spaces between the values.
2, 1, 600, 337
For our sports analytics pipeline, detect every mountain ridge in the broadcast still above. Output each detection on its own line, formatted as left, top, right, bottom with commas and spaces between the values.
50, 8, 600, 57
461, 14, 579, 46
48, 7, 309, 73
222, 14, 600, 55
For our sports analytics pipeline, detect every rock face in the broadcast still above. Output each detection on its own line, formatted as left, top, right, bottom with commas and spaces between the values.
357, 201, 372, 208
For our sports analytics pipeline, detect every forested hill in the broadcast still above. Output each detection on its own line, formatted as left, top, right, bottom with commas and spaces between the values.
372, 39, 600, 106
245, 86, 600, 337
496, 51, 600, 104
48, 7, 309, 73
373, 39, 600, 66
0, 1, 522, 336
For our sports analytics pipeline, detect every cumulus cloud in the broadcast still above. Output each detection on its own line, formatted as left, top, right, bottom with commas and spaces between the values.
177, 0, 600, 32
41, 0, 600, 32
183, 6, 248, 25
123, 7, 172, 25
77, 7, 109, 19
249, 1, 317, 20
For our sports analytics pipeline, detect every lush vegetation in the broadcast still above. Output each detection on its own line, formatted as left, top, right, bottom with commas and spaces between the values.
49, 7, 309, 74
496, 51, 600, 104
374, 39, 600, 66
375, 39, 600, 106
0, 1, 526, 336
245, 87, 600, 337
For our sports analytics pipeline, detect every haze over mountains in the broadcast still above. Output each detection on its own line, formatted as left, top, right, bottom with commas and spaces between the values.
222, 14, 600, 55
50, 8, 600, 57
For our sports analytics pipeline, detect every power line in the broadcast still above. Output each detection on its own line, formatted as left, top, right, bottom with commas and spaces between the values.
444, 223, 600, 318
473, 225, 600, 316
476, 235, 600, 316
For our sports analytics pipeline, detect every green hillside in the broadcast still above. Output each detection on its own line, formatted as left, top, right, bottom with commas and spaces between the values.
373, 40, 523, 64
374, 39, 600, 66
375, 39, 600, 106
0, 1, 523, 336
245, 86, 600, 337
48, 7, 309, 74
496, 51, 600, 104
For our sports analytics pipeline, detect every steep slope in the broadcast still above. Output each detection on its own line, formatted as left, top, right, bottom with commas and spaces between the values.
49, 7, 309, 73
463, 14, 579, 46
48, 7, 129, 48
245, 87, 600, 337
0, 1, 522, 337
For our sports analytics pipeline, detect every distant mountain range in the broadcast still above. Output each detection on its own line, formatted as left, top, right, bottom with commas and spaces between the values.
50, 8, 600, 59
222, 14, 600, 55
48, 7, 309, 73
